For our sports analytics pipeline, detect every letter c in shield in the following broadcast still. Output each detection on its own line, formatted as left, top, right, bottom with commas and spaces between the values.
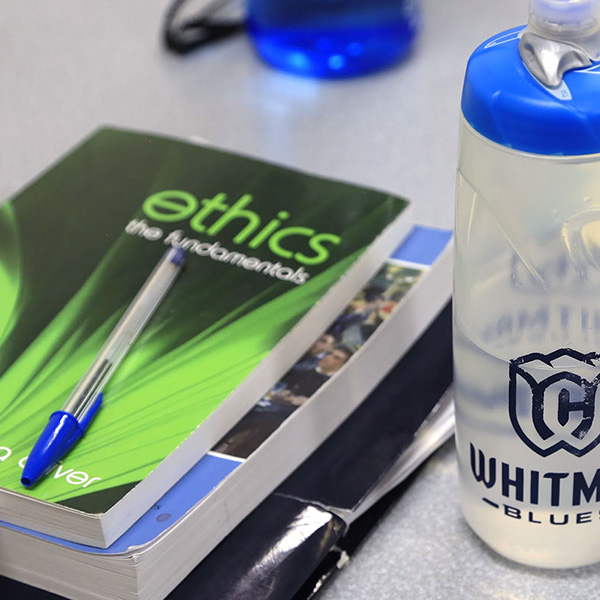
509, 349, 600, 457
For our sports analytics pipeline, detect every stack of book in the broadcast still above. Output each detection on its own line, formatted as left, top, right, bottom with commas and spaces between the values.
0, 128, 453, 600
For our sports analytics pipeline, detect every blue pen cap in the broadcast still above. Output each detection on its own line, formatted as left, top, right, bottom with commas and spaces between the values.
21, 412, 84, 487
21, 395, 102, 487
461, 26, 600, 156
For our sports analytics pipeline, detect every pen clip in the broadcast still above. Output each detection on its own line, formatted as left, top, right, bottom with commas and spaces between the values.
79, 393, 103, 431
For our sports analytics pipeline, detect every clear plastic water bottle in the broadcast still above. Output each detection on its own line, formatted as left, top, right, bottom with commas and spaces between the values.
246, 0, 420, 78
454, 0, 600, 568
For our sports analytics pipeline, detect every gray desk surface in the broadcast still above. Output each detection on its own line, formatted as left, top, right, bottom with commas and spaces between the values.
5, 1, 600, 598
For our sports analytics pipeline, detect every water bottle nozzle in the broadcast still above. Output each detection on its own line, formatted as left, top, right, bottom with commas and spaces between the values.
520, 0, 600, 86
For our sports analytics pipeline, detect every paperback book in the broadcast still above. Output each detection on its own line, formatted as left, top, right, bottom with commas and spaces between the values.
0, 225, 453, 600
0, 127, 411, 547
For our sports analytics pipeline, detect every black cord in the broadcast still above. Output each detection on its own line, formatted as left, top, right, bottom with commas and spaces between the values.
164, 0, 245, 54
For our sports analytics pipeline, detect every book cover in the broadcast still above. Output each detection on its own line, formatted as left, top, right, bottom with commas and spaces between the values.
0, 128, 410, 546
0, 226, 453, 600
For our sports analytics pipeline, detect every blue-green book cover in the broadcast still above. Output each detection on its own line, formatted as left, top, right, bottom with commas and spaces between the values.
0, 127, 410, 547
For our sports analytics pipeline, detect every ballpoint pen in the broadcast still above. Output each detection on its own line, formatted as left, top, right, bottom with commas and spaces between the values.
21, 247, 186, 487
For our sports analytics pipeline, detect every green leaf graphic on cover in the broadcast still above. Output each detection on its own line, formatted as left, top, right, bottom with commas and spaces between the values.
0, 127, 406, 509
0, 241, 361, 503
0, 204, 21, 348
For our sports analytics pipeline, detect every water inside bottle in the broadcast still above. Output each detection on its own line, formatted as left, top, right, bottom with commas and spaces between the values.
247, 0, 420, 78
454, 124, 600, 567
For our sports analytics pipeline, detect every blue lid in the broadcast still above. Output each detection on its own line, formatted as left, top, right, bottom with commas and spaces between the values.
462, 26, 600, 155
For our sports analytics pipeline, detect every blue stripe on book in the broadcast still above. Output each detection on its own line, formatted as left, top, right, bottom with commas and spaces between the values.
2, 453, 241, 554
391, 226, 452, 266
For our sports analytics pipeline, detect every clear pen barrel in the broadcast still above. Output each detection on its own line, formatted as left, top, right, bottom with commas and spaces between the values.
62, 248, 184, 419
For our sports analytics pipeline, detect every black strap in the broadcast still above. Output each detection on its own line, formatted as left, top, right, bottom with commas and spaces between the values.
164, 0, 245, 54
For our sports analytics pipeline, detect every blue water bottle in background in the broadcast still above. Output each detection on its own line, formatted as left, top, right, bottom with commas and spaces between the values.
246, 0, 420, 78
454, 0, 600, 568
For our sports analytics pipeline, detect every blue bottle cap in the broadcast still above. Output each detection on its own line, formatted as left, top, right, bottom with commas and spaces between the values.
461, 26, 600, 156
